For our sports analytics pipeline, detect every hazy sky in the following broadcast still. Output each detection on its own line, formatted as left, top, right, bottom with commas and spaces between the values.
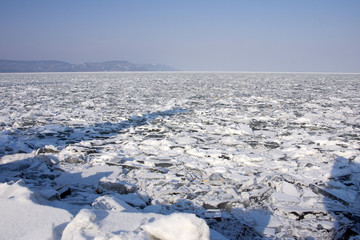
1, 0, 359, 72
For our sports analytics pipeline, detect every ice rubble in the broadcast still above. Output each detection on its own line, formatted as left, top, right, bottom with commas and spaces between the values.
0, 72, 360, 239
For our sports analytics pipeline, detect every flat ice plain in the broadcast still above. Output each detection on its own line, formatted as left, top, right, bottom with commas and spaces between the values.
0, 72, 359, 239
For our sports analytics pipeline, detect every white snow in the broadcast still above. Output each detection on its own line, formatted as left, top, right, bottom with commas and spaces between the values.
1, 72, 360, 239
143, 213, 210, 240
62, 209, 211, 240
0, 182, 72, 240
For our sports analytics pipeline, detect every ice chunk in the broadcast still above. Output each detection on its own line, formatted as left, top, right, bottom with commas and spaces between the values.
302, 188, 320, 200
175, 136, 197, 145
136, 172, 166, 180
220, 136, 241, 146
99, 177, 137, 194
92, 195, 138, 212
309, 184, 349, 206
116, 193, 146, 208
36, 145, 60, 154
281, 181, 300, 198
61, 209, 99, 240
209, 172, 224, 181
237, 124, 254, 135
63, 155, 84, 164
271, 192, 300, 203
317, 221, 335, 230
143, 213, 210, 240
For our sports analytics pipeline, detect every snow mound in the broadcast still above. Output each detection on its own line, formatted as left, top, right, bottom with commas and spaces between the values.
0, 182, 72, 240
143, 213, 210, 240
61, 209, 212, 240
61, 209, 99, 240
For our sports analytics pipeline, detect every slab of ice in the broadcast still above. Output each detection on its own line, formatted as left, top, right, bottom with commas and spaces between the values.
99, 177, 137, 194
281, 181, 301, 198
271, 192, 300, 203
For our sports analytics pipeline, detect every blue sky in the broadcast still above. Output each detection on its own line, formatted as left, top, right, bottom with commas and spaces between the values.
1, 0, 359, 72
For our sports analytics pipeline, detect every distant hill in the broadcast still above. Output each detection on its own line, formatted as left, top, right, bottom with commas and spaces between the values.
0, 60, 178, 73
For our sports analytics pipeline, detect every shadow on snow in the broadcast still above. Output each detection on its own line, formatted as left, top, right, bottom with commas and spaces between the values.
0, 107, 272, 239
325, 157, 360, 239
0, 108, 187, 157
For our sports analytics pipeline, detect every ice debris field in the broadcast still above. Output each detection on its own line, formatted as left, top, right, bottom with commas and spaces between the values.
0, 72, 359, 239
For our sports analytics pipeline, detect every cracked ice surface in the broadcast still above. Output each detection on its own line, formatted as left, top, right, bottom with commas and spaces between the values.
0, 72, 360, 239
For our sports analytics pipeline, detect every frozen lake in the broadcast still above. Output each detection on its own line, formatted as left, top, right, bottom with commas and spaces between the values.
0, 72, 359, 239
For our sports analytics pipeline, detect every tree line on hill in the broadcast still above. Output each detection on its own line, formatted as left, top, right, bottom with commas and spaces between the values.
0, 60, 177, 73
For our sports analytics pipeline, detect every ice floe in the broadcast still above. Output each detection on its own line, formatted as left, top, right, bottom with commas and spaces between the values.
1, 72, 360, 239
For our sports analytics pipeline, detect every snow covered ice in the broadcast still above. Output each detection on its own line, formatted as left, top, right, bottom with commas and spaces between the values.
0, 72, 360, 239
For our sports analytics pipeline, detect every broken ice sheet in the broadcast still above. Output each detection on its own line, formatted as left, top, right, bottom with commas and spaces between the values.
1, 72, 360, 239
